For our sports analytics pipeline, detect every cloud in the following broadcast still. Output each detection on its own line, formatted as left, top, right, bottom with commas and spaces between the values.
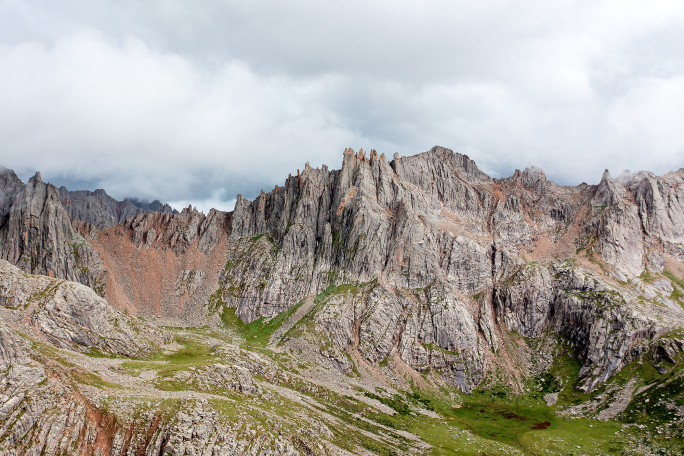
0, 0, 683, 206
0, 31, 354, 201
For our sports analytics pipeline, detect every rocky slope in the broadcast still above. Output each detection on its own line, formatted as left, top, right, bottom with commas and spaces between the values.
0, 264, 430, 456
0, 169, 180, 298
0, 259, 166, 355
1, 147, 684, 455
91, 206, 230, 325
1, 258, 683, 456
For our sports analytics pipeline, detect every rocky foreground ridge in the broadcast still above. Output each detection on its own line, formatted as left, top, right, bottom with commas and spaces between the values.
1, 147, 684, 455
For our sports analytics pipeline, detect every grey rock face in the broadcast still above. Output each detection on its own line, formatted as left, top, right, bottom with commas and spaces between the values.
313, 282, 486, 392
580, 171, 645, 278
620, 169, 684, 243
220, 148, 498, 322
0, 170, 179, 297
2, 147, 684, 397
0, 168, 24, 228
1, 148, 684, 455
0, 172, 108, 293
124, 205, 228, 255
58, 187, 176, 230
211, 146, 684, 391
0, 322, 28, 367
494, 261, 684, 391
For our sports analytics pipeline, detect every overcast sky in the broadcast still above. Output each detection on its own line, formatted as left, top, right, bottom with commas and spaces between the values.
1, 0, 683, 212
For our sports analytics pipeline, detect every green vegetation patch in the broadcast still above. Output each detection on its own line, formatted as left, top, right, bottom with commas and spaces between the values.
364, 391, 412, 415
249, 232, 275, 244
664, 269, 684, 290
315, 283, 364, 303
120, 335, 219, 384
354, 386, 631, 456
70, 368, 122, 390
664, 270, 684, 308
220, 299, 306, 347
639, 268, 656, 283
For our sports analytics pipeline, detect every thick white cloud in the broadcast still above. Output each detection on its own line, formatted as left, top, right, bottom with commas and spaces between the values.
0, 0, 683, 207
0, 32, 355, 202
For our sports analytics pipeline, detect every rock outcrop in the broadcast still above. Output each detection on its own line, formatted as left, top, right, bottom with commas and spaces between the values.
58, 187, 176, 230
0, 172, 108, 293
90, 206, 230, 323
494, 261, 683, 391
0, 259, 166, 355
0, 171, 180, 300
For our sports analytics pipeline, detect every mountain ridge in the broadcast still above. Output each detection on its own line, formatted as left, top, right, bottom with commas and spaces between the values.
1, 146, 684, 455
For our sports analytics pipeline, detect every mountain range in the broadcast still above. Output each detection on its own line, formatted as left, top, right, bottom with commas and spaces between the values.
1, 146, 683, 455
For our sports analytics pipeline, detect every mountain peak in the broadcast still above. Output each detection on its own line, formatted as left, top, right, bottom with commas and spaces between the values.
1, 147, 684, 455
